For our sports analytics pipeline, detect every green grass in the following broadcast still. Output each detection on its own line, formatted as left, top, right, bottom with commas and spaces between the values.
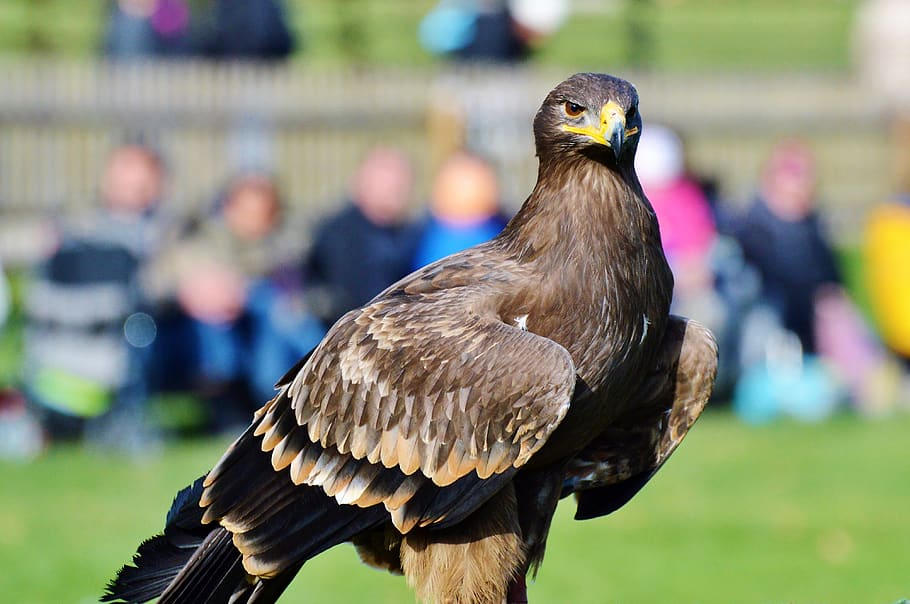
0, 0, 860, 71
537, 0, 857, 71
1, 411, 908, 603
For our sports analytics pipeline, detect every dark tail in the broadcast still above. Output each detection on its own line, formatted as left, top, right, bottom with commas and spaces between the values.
102, 476, 231, 603
102, 471, 309, 604
103, 420, 387, 604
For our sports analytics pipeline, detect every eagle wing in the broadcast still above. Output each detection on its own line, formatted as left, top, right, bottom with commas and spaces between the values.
201, 275, 578, 549
563, 316, 717, 519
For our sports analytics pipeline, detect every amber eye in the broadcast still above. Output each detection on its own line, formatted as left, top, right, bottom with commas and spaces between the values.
563, 101, 585, 118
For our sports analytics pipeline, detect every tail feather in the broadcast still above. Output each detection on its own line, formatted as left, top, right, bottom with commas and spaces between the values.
103, 477, 212, 603
158, 528, 244, 604
103, 427, 387, 604
245, 561, 305, 604
204, 423, 389, 578
103, 536, 196, 602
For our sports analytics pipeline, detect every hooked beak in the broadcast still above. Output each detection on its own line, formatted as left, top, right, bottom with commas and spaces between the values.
562, 100, 636, 161
601, 101, 626, 161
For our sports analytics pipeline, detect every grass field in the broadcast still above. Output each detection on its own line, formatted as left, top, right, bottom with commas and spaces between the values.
1, 410, 908, 604
0, 0, 859, 71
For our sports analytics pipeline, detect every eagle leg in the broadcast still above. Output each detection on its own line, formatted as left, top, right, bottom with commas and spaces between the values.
507, 575, 528, 604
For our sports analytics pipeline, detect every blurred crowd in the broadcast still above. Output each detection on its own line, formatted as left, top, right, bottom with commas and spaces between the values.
634, 127, 910, 424
101, 0, 570, 64
1, 0, 909, 459
3, 124, 910, 458
0, 141, 522, 455
103, 0, 297, 61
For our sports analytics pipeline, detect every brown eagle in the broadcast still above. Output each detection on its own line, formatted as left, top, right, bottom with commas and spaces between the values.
104, 73, 717, 604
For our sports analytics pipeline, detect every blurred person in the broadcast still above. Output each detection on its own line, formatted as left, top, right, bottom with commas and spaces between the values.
731, 140, 841, 422
734, 139, 840, 354
22, 143, 168, 446
864, 192, 910, 362
149, 172, 323, 427
636, 124, 749, 395
636, 125, 717, 304
732, 140, 904, 420
194, 0, 296, 61
103, 0, 193, 58
855, 1, 910, 406
94, 142, 171, 258
305, 147, 420, 328
419, 0, 567, 63
413, 151, 508, 269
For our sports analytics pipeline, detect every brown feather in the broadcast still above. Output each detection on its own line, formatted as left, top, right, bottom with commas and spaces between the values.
385, 475, 423, 511
319, 455, 359, 497
306, 449, 348, 487
289, 444, 322, 486
396, 434, 422, 476
333, 463, 382, 506
270, 435, 298, 472
378, 424, 401, 468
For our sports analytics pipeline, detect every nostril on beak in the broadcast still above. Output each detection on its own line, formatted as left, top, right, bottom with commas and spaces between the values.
603, 110, 621, 127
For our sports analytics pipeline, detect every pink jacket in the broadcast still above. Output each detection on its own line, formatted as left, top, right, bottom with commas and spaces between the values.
642, 178, 716, 265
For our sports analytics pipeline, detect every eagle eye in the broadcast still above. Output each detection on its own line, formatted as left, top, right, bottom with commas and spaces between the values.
563, 101, 585, 118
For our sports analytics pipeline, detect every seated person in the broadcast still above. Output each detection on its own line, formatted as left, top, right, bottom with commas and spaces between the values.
23, 143, 166, 444
734, 140, 841, 354
732, 140, 905, 419
635, 125, 719, 318
413, 151, 509, 269
148, 172, 323, 429
305, 147, 421, 328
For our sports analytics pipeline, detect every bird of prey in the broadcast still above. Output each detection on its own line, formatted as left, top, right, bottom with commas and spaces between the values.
104, 73, 717, 604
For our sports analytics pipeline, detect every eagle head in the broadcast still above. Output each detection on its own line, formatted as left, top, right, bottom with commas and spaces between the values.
533, 73, 642, 165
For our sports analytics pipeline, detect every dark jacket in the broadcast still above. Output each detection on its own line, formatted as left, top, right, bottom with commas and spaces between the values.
305, 203, 420, 326
735, 197, 841, 353
196, 0, 296, 60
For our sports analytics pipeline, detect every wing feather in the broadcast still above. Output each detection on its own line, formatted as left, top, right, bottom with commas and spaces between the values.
563, 317, 718, 519
285, 290, 575, 487
203, 259, 579, 551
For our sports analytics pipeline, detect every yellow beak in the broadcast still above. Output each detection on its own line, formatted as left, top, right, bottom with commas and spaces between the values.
562, 101, 637, 160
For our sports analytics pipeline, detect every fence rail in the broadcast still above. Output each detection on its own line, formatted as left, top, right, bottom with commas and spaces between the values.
0, 59, 895, 261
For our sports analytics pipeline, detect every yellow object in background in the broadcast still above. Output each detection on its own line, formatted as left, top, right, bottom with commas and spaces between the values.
864, 200, 910, 358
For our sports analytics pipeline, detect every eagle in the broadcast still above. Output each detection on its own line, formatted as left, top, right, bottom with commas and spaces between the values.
104, 73, 717, 604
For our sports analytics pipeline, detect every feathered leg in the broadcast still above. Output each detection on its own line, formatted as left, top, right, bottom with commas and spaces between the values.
400, 483, 525, 604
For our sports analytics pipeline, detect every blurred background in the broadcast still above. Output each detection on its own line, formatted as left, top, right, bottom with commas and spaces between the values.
1, 1, 909, 603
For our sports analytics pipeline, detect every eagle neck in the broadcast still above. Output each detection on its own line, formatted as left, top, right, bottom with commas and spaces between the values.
502, 155, 660, 270
497, 153, 673, 392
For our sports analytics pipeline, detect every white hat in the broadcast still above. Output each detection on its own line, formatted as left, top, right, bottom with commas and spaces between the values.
508, 0, 570, 36
635, 124, 684, 188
